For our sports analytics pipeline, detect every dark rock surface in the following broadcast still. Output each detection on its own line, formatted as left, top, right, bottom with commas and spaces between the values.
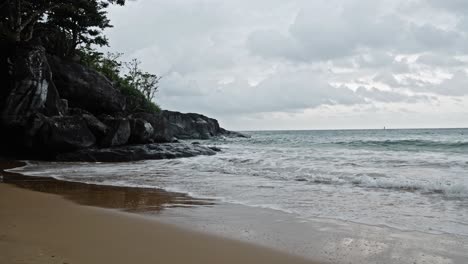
82, 114, 109, 141
0, 44, 247, 161
218, 129, 250, 138
37, 115, 96, 152
100, 117, 131, 147
162, 110, 249, 139
48, 55, 126, 115
1, 45, 64, 128
57, 143, 217, 162
131, 112, 172, 142
129, 118, 154, 144
162, 110, 221, 139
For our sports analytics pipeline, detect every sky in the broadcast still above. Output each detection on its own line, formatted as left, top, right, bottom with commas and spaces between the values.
105, 0, 468, 131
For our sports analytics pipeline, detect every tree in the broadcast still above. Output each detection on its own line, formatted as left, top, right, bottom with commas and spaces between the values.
124, 59, 161, 101
138, 72, 161, 102
38, 0, 126, 57
79, 46, 123, 81
77, 49, 162, 113
0, 0, 125, 53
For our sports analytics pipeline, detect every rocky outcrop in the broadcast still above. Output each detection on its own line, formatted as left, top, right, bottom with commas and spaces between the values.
57, 143, 217, 162
161, 110, 221, 139
82, 113, 109, 141
129, 118, 154, 144
1, 45, 64, 127
130, 112, 173, 142
100, 117, 131, 147
161, 110, 249, 140
0, 44, 247, 161
36, 115, 96, 152
131, 111, 249, 142
47, 55, 126, 115
0, 44, 67, 158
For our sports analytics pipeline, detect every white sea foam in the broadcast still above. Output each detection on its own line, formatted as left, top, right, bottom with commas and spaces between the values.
10, 128, 468, 236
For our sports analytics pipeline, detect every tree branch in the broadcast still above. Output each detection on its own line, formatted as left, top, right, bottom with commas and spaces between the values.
19, 3, 62, 33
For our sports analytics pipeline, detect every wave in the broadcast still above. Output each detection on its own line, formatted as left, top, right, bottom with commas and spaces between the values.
333, 139, 468, 152
327, 174, 468, 199
288, 173, 468, 199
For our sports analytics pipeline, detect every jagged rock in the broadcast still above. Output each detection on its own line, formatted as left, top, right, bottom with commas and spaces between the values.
57, 143, 217, 162
48, 55, 126, 115
83, 114, 108, 140
0, 43, 246, 161
132, 111, 249, 141
162, 110, 249, 139
0, 44, 66, 157
129, 118, 154, 144
162, 110, 217, 139
100, 117, 131, 147
131, 112, 172, 142
37, 115, 96, 152
219, 129, 250, 138
1, 45, 64, 128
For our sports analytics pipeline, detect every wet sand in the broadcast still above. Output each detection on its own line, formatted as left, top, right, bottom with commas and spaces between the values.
0, 162, 321, 264
3, 161, 467, 264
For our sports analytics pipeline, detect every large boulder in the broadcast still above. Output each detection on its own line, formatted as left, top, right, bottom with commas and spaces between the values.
36, 115, 96, 152
100, 117, 131, 147
57, 143, 217, 162
1, 45, 64, 128
83, 114, 109, 140
131, 112, 172, 142
47, 55, 126, 115
161, 110, 249, 139
131, 111, 249, 141
162, 110, 219, 139
129, 118, 154, 144
0, 44, 66, 158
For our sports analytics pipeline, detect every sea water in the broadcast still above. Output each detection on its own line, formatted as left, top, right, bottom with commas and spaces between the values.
14, 128, 468, 236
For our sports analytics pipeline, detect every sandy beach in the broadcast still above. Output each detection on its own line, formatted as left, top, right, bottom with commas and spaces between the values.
0, 168, 320, 264
3, 161, 468, 264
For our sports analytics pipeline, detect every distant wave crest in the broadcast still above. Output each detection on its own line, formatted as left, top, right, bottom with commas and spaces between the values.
334, 139, 468, 151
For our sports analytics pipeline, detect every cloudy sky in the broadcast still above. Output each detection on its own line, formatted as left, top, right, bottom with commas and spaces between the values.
106, 0, 468, 130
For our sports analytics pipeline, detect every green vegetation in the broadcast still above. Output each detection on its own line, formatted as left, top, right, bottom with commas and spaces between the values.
1, 1, 124, 49
79, 46, 161, 113
1, 0, 161, 113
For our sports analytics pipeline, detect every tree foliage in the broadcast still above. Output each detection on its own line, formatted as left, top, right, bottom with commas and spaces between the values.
0, 0, 124, 56
79, 47, 161, 113
1, 0, 162, 113
124, 59, 161, 102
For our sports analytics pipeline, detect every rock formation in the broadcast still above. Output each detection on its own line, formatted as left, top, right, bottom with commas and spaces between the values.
0, 43, 247, 162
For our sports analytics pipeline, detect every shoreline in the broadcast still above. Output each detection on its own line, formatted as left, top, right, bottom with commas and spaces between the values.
2, 161, 468, 263
8, 161, 468, 238
2, 162, 216, 213
0, 179, 320, 264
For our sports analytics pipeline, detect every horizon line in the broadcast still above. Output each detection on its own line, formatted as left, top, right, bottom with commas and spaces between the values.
236, 127, 468, 132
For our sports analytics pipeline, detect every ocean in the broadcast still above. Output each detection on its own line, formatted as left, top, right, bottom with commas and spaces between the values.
14, 128, 468, 236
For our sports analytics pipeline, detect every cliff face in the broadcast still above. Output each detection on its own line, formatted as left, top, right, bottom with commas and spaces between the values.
0, 44, 246, 161
162, 110, 247, 140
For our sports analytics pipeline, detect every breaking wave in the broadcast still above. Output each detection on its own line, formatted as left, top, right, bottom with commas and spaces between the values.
334, 139, 468, 152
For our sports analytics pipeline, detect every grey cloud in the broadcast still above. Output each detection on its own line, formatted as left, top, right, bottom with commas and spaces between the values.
416, 54, 464, 67
247, 1, 467, 63
106, 0, 468, 129
430, 71, 468, 96
426, 0, 468, 14
159, 72, 205, 97
373, 73, 401, 87
159, 71, 364, 115
355, 87, 430, 103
